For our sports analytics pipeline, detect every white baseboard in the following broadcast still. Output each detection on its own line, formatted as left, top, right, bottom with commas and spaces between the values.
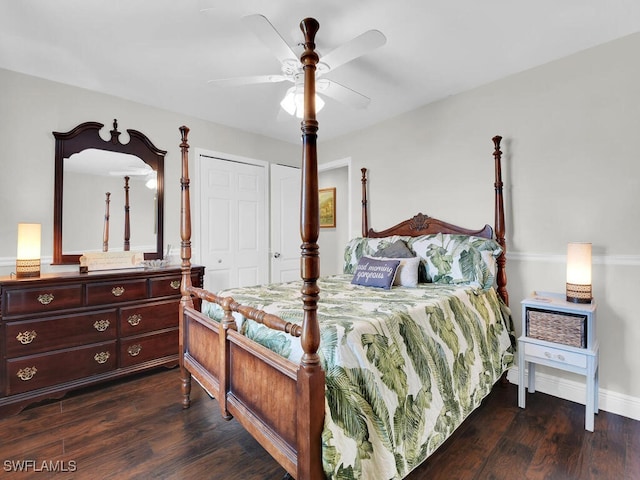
507, 366, 640, 422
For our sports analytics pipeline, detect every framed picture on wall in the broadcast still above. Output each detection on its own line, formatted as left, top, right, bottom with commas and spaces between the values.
319, 187, 336, 228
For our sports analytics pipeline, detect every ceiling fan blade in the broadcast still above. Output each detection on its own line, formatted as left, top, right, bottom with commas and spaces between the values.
320, 30, 386, 72
207, 75, 288, 87
318, 79, 371, 109
242, 14, 298, 65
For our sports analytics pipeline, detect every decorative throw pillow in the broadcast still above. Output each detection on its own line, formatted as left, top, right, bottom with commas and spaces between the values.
373, 239, 415, 259
343, 237, 373, 274
343, 236, 404, 274
375, 255, 421, 287
351, 257, 400, 289
411, 233, 502, 289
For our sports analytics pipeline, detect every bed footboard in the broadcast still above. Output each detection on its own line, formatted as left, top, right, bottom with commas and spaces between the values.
181, 303, 323, 478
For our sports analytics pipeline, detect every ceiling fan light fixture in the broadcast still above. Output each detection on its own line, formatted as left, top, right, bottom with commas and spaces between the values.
280, 87, 325, 118
145, 171, 157, 190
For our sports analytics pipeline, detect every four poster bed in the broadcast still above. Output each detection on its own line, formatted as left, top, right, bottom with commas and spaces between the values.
178, 18, 513, 480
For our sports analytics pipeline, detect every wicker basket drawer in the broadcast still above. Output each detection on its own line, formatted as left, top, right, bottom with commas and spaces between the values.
6, 341, 117, 395
526, 307, 587, 348
5, 309, 117, 357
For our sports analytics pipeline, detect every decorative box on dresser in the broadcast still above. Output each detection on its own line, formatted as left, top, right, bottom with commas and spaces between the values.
0, 265, 204, 417
518, 291, 598, 431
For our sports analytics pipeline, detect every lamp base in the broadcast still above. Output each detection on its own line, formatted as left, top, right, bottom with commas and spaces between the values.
566, 282, 592, 304
16, 259, 41, 278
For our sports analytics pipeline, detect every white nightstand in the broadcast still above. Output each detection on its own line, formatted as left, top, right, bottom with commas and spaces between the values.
518, 292, 599, 431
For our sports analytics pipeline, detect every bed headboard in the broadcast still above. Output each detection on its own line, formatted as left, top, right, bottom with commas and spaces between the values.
359, 136, 508, 305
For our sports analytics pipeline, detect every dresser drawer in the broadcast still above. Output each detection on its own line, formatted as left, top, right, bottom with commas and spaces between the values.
6, 341, 117, 395
120, 299, 178, 336
86, 279, 147, 305
524, 342, 587, 369
119, 329, 178, 368
3, 284, 83, 316
149, 275, 182, 298
5, 310, 117, 357
149, 272, 202, 298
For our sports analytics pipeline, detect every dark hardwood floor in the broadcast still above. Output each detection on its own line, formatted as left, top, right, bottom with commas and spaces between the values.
0, 368, 638, 479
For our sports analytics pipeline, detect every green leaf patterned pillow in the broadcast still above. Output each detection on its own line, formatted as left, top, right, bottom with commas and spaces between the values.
343, 236, 407, 274
411, 233, 502, 289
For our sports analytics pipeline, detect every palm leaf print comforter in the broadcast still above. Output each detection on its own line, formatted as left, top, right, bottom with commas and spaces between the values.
202, 275, 515, 479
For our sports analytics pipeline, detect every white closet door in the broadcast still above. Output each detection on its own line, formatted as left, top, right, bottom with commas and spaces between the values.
199, 155, 268, 292
270, 164, 301, 283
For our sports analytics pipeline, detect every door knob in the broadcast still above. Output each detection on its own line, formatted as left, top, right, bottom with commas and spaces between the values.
273, 252, 281, 258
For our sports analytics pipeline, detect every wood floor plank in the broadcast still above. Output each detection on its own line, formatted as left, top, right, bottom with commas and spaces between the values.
627, 415, 640, 480
0, 368, 637, 480
585, 411, 627, 480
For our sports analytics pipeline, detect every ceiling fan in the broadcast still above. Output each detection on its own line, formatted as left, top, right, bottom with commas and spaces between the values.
208, 14, 386, 117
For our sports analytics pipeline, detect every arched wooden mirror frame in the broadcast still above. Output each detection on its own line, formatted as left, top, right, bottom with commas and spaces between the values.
53, 120, 166, 265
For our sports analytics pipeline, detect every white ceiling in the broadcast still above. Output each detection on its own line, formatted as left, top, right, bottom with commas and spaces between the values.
2, 1, 640, 144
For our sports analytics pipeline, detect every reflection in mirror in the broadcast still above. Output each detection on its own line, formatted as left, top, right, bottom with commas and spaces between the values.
53, 120, 166, 265
63, 149, 157, 256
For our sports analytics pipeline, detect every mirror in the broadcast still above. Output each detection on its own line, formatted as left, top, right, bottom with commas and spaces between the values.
53, 120, 165, 265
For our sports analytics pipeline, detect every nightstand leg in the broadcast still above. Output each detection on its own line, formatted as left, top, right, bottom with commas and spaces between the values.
585, 356, 596, 432
595, 364, 599, 414
518, 345, 526, 408
594, 351, 599, 414
528, 363, 536, 393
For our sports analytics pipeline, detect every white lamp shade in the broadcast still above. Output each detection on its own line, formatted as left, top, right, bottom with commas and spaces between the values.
566, 242, 592, 303
17, 223, 41, 260
566, 242, 592, 285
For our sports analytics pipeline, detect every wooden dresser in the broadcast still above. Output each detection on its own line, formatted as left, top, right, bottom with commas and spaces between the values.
0, 265, 204, 416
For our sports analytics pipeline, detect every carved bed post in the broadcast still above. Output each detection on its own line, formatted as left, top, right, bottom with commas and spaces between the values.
361, 168, 369, 237
123, 176, 130, 251
178, 125, 193, 409
297, 17, 325, 480
103, 192, 110, 252
492, 135, 508, 306
124, 177, 131, 252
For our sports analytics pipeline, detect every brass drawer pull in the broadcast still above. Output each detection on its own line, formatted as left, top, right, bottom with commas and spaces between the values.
127, 344, 142, 357
93, 319, 111, 332
111, 286, 125, 297
37, 293, 54, 305
127, 314, 142, 326
94, 351, 110, 364
170, 280, 180, 290
16, 330, 37, 345
17, 367, 38, 381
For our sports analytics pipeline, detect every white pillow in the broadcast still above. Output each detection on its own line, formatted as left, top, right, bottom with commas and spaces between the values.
376, 255, 420, 287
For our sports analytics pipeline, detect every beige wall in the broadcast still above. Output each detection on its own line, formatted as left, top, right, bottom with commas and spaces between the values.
0, 67, 298, 275
322, 32, 640, 417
